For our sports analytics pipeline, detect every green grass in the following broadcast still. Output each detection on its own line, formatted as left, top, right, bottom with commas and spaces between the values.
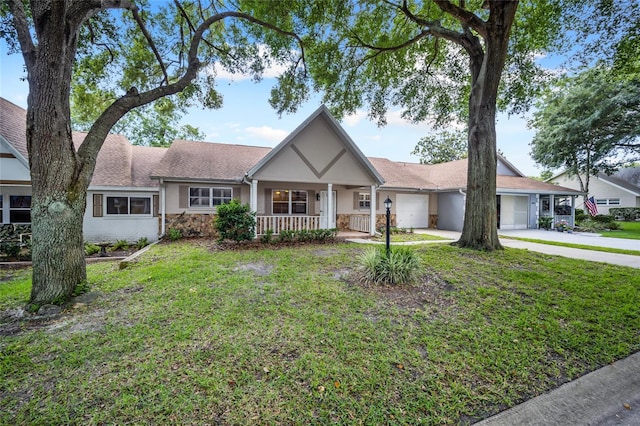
502, 237, 640, 256
601, 221, 640, 240
1, 241, 639, 425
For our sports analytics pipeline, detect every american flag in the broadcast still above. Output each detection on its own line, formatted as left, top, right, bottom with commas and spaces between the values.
585, 196, 598, 216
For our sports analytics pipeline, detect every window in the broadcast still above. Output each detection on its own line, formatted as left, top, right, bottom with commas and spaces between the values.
272, 190, 307, 215
358, 193, 371, 209
189, 187, 232, 208
596, 198, 620, 206
10, 195, 31, 223
106, 196, 151, 215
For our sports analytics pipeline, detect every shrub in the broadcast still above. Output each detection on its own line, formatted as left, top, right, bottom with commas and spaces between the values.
111, 240, 129, 251
538, 215, 553, 230
609, 207, 640, 221
358, 246, 419, 285
260, 229, 275, 244
214, 199, 256, 242
593, 214, 615, 224
84, 243, 101, 256
167, 228, 182, 241
310, 228, 337, 241
278, 229, 295, 243
576, 219, 606, 232
135, 237, 149, 250
607, 221, 621, 230
574, 209, 587, 222
0, 242, 21, 259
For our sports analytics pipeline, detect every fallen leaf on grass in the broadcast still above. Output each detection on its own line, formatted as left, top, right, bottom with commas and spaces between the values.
317, 385, 325, 392
624, 403, 631, 410
334, 381, 340, 388
396, 363, 404, 370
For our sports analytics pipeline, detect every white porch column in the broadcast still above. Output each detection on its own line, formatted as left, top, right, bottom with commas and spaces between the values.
549, 194, 555, 226
370, 185, 377, 236
160, 180, 166, 236
327, 183, 334, 229
571, 195, 576, 227
250, 179, 258, 213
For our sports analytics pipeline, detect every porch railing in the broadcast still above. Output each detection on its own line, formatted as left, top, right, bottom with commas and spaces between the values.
256, 216, 322, 235
349, 214, 370, 233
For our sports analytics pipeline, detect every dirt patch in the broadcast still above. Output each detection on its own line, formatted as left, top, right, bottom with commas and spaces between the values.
348, 271, 459, 316
234, 262, 274, 276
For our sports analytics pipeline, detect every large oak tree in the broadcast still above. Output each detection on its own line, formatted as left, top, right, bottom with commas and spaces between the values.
2, 0, 304, 307
266, 0, 551, 250
530, 66, 640, 203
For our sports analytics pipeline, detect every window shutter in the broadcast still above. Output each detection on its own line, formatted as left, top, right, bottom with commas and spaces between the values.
308, 190, 315, 214
153, 195, 159, 217
93, 194, 103, 217
179, 185, 188, 209
264, 189, 272, 215
353, 192, 359, 210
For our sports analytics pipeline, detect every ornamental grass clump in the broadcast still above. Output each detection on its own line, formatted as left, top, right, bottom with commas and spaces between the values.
358, 246, 419, 285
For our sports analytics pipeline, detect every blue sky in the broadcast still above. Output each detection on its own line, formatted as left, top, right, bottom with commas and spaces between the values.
1, 40, 543, 177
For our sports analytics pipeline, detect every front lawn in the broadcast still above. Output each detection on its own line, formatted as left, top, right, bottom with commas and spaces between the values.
1, 242, 639, 425
601, 221, 640, 240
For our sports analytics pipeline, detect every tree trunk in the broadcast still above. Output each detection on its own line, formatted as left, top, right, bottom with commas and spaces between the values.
25, 1, 90, 307
457, 55, 502, 250
456, 4, 517, 251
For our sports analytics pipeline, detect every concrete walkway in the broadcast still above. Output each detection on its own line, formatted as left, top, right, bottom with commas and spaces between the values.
347, 229, 640, 269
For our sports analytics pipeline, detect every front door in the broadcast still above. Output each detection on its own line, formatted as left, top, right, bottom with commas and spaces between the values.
320, 190, 337, 229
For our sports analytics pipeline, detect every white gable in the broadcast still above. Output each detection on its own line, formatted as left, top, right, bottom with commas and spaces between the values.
250, 109, 382, 186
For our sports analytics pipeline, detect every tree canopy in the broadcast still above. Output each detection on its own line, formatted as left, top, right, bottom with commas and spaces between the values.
412, 129, 467, 164
530, 66, 640, 195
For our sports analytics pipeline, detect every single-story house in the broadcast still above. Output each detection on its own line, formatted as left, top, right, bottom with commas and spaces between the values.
550, 168, 640, 215
1, 97, 581, 243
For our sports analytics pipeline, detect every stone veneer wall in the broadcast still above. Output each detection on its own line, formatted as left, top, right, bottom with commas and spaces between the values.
164, 213, 219, 238
335, 214, 397, 232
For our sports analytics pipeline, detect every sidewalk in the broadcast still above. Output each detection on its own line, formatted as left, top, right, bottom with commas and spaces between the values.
475, 351, 640, 426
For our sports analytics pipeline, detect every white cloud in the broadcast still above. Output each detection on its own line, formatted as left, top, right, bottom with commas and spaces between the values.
244, 125, 288, 143
206, 44, 291, 81
343, 110, 368, 127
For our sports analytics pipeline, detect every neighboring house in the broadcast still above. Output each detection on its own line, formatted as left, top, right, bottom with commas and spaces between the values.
550, 168, 640, 215
1, 97, 581, 243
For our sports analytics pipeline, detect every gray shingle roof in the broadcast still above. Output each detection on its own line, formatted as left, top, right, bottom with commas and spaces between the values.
0, 97, 28, 159
151, 139, 271, 182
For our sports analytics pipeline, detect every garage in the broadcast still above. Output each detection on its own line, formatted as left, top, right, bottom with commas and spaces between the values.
498, 195, 528, 230
396, 194, 429, 228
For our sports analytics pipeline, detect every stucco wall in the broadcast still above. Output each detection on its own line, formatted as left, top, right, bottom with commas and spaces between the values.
437, 192, 465, 231
84, 190, 160, 243
553, 174, 638, 214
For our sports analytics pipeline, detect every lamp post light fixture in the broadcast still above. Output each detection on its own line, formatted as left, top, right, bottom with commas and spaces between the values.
384, 196, 392, 256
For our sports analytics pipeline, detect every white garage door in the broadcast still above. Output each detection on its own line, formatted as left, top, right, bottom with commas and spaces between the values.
500, 195, 528, 230
396, 194, 429, 228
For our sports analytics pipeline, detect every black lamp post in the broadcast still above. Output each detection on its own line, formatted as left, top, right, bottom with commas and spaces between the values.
384, 196, 392, 256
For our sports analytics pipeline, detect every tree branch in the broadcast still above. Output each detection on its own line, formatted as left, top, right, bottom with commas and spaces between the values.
5, 0, 36, 69
433, 0, 488, 39
129, 4, 170, 85
77, 10, 306, 173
